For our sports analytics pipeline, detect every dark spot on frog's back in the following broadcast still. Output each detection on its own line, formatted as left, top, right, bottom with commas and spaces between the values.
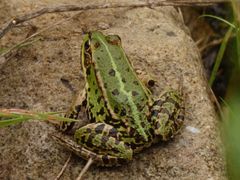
132, 91, 139, 96
108, 69, 116, 76
114, 106, 119, 113
97, 107, 105, 115
141, 122, 145, 128
122, 78, 126, 83
97, 96, 102, 103
133, 81, 139, 85
120, 108, 126, 116
112, 89, 119, 96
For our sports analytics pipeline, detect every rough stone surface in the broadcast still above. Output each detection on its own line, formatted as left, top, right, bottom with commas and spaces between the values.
0, 1, 226, 179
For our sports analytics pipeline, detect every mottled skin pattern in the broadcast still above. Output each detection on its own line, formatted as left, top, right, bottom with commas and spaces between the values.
59, 31, 184, 166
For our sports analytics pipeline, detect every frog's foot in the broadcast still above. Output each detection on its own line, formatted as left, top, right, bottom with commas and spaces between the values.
151, 90, 184, 142
60, 89, 87, 132
55, 123, 133, 166
136, 69, 155, 88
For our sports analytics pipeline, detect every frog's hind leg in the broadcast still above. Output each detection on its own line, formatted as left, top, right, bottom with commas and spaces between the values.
150, 90, 184, 142
73, 122, 132, 166
60, 89, 87, 132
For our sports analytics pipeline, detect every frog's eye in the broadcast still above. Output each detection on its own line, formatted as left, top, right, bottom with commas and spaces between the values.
84, 40, 91, 51
106, 35, 121, 46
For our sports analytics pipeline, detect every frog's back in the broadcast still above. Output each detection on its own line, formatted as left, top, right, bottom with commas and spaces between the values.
90, 32, 148, 114
90, 32, 152, 141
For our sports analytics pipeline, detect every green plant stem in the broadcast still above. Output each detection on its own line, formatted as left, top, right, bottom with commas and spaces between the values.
0, 117, 27, 127
201, 14, 237, 29
209, 27, 233, 86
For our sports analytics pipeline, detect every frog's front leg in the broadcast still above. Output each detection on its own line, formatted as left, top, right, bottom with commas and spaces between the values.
60, 89, 87, 132
59, 122, 133, 166
150, 90, 184, 142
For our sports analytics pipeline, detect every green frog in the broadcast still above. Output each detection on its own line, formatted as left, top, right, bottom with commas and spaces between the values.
56, 31, 184, 166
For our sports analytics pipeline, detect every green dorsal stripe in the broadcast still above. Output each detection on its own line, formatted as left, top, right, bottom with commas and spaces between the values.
97, 35, 148, 141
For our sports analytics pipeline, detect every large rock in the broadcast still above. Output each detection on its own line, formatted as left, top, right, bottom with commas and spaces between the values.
0, 1, 225, 179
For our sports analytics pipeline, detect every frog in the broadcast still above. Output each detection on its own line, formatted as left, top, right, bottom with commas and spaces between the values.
55, 31, 184, 166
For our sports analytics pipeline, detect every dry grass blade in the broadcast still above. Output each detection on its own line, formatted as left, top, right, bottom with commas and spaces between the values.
54, 153, 72, 180
76, 158, 94, 180
0, 12, 82, 57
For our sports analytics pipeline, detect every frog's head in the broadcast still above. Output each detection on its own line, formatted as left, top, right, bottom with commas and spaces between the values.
81, 31, 122, 66
89, 31, 122, 49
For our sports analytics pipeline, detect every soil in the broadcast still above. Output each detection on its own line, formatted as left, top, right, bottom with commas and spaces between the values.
0, 0, 226, 179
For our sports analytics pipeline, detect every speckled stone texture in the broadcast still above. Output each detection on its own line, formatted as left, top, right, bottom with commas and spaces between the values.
0, 1, 225, 179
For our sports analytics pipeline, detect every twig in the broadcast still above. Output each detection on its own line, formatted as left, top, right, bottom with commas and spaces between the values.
54, 153, 72, 180
0, 12, 82, 57
0, 0, 230, 39
200, 38, 223, 52
76, 158, 94, 180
